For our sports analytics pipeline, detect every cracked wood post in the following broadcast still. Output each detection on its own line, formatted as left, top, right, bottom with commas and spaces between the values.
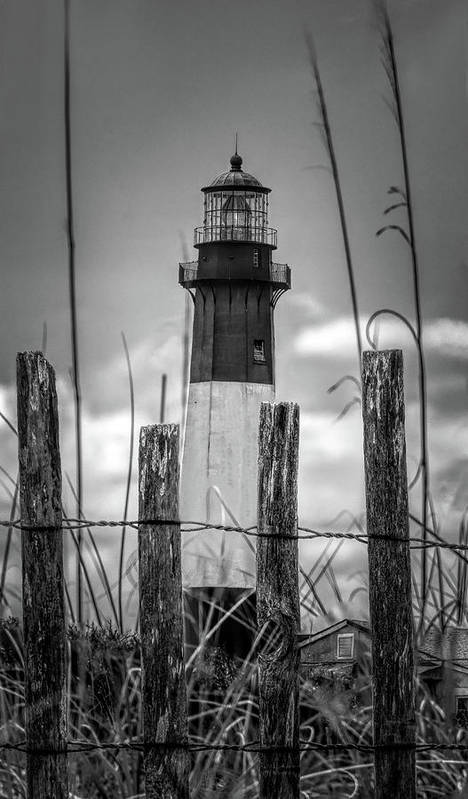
17, 351, 68, 798
362, 350, 416, 799
138, 424, 189, 799
257, 402, 300, 799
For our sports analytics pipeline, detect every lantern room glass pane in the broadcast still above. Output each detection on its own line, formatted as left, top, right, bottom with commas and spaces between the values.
198, 188, 276, 246
221, 193, 252, 229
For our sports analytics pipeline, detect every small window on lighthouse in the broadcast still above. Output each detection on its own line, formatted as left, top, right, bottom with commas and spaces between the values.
253, 249, 260, 268
253, 339, 266, 362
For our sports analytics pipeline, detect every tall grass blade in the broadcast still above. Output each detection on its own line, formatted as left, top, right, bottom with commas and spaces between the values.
0, 480, 18, 614
375, 0, 430, 630
160, 372, 167, 424
65, 474, 119, 627
64, 0, 83, 625
118, 333, 135, 632
305, 32, 362, 366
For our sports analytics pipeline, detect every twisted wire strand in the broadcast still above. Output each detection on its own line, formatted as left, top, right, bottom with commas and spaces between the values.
1, 517, 467, 551
1, 738, 468, 755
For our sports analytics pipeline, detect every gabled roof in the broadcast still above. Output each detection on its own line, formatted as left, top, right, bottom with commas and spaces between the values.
420, 626, 468, 667
298, 618, 370, 650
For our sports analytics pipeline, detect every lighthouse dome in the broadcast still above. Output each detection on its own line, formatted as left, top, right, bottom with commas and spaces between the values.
205, 153, 266, 190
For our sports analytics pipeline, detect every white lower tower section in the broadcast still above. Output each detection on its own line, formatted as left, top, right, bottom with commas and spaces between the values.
181, 380, 274, 588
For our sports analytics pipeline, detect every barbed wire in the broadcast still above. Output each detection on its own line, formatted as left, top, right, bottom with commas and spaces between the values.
2, 737, 468, 756
0, 517, 467, 553
2, 516, 467, 769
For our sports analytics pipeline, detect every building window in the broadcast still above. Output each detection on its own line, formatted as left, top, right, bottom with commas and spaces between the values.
253, 340, 266, 363
456, 696, 468, 727
336, 633, 354, 659
253, 248, 261, 268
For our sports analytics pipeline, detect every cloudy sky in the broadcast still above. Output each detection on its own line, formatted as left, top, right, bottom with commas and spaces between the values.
0, 0, 466, 626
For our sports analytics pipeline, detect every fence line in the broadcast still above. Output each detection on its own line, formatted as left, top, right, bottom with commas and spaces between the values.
2, 519, 467, 551
3, 739, 468, 755
1, 348, 465, 798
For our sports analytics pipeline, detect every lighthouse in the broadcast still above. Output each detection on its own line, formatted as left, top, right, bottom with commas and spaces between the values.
179, 150, 291, 616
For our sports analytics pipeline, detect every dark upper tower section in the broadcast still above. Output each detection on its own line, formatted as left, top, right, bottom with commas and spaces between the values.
179, 152, 291, 384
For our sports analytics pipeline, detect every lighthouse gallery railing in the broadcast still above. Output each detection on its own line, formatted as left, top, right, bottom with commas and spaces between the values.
178, 261, 291, 288
194, 224, 277, 248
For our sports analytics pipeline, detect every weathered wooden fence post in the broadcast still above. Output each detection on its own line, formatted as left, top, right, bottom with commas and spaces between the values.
138, 424, 190, 799
17, 351, 68, 798
362, 349, 416, 798
257, 402, 300, 799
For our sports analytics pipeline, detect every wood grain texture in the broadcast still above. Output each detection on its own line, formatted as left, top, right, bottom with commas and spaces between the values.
138, 424, 189, 799
257, 402, 300, 799
16, 351, 68, 798
362, 350, 416, 799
